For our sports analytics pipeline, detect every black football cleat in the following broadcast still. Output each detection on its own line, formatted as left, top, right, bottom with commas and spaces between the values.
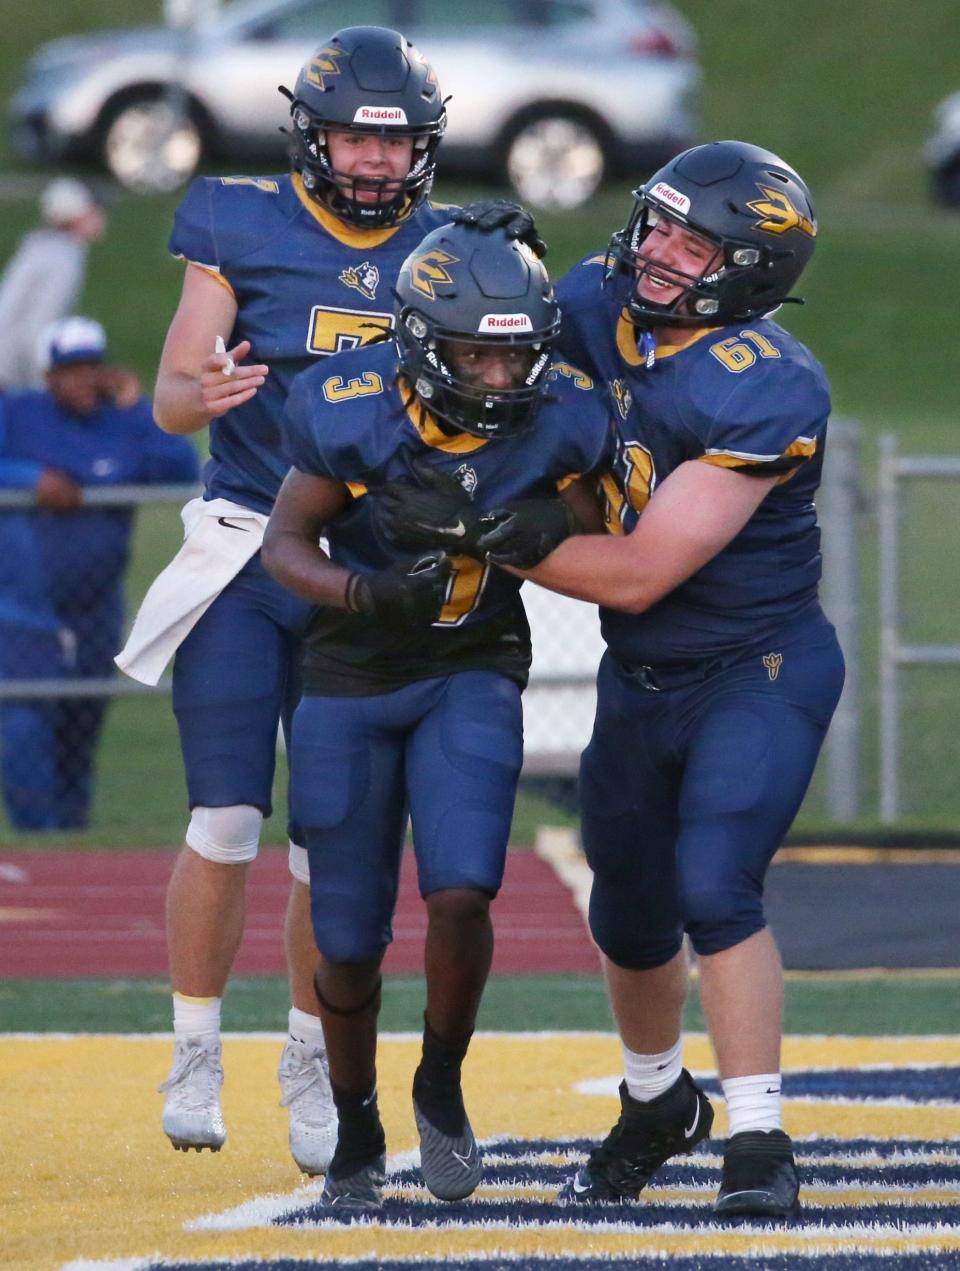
714, 1129, 800, 1219
559, 1069, 714, 1202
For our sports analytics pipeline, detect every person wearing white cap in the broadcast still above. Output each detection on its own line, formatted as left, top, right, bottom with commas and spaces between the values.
0, 180, 106, 391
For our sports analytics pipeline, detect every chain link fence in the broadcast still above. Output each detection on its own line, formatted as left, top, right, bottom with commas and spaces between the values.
2, 432, 956, 843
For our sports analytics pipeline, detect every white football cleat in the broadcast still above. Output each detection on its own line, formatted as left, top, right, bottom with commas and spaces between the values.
159, 1034, 226, 1151
278, 1037, 338, 1175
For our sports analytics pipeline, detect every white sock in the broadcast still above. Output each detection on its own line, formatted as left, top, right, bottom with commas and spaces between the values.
622, 1037, 683, 1102
288, 1006, 325, 1050
172, 992, 221, 1040
721, 1073, 783, 1135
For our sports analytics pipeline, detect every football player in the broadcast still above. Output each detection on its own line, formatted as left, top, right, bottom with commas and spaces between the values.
388, 142, 845, 1219
261, 221, 611, 1208
118, 26, 468, 1174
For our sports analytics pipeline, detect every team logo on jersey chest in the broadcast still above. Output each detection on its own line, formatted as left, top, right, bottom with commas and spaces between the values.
454, 463, 478, 495
763, 652, 784, 681
610, 378, 633, 420
339, 261, 381, 301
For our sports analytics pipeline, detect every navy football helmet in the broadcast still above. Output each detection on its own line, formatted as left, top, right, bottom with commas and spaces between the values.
395, 222, 561, 438
607, 140, 818, 328
281, 26, 447, 227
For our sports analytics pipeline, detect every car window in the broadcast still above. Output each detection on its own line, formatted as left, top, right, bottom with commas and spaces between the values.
408, 0, 526, 33
543, 1, 594, 25
251, 0, 395, 40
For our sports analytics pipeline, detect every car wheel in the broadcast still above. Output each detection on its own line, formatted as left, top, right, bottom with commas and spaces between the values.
100, 91, 203, 194
503, 112, 607, 211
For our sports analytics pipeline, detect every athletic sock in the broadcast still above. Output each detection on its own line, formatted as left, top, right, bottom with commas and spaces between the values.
287, 1005, 325, 1049
622, 1037, 683, 1102
721, 1072, 783, 1135
329, 1083, 385, 1176
413, 1016, 472, 1134
172, 992, 221, 1040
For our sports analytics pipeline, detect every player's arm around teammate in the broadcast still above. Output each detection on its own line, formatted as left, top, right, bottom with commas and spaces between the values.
390, 149, 843, 1220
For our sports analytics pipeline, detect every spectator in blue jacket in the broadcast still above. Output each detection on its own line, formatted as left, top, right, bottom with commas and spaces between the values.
0, 317, 199, 830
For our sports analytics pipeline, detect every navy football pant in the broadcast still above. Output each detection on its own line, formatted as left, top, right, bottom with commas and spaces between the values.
581, 618, 845, 967
172, 554, 312, 834
290, 671, 523, 964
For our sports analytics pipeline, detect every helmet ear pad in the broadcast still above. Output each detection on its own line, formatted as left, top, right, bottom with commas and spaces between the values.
281, 25, 447, 228
394, 223, 561, 439
609, 140, 818, 328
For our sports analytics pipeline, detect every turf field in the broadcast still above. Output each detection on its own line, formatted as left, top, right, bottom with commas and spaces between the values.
3, 1027, 959, 1270
1, 13, 958, 1263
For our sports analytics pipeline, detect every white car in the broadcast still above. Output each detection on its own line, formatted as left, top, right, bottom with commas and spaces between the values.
10, 0, 699, 209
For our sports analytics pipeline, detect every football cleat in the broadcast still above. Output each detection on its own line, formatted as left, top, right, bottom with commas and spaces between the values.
159, 1035, 226, 1151
278, 1038, 337, 1176
559, 1069, 713, 1202
714, 1129, 800, 1219
413, 1078, 483, 1201
318, 1153, 386, 1211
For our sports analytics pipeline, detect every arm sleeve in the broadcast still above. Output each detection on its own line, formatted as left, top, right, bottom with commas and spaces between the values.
695, 361, 830, 478
0, 397, 43, 489
169, 178, 221, 270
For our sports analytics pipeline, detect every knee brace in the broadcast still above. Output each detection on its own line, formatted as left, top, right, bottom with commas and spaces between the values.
288, 840, 310, 885
186, 804, 262, 864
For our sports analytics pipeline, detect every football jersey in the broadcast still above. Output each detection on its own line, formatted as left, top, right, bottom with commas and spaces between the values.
557, 256, 832, 666
170, 173, 454, 514
283, 340, 613, 694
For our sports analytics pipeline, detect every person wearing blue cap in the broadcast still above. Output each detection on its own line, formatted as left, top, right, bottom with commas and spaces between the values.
0, 316, 199, 830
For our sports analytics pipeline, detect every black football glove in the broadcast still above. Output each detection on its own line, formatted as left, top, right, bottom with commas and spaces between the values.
475, 498, 577, 569
450, 198, 547, 259
378, 461, 508, 554
345, 553, 452, 626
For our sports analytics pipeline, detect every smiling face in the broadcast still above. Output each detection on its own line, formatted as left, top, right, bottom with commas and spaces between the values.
635, 212, 723, 310
324, 129, 416, 205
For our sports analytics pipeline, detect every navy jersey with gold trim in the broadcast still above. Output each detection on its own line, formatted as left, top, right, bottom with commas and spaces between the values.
556, 255, 832, 666
283, 340, 613, 694
170, 173, 453, 514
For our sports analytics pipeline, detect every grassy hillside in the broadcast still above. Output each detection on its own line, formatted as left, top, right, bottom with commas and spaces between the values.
1, 3, 959, 838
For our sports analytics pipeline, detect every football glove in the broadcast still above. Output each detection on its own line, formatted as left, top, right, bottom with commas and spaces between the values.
378, 461, 509, 554
450, 198, 547, 259
345, 553, 452, 626
476, 498, 577, 568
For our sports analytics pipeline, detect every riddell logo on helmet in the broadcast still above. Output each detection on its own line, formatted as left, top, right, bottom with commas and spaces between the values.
479, 314, 533, 332
650, 182, 691, 216
354, 106, 408, 124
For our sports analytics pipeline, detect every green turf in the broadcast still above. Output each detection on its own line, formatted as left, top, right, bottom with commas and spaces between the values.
2, 5, 960, 833
1, 973, 954, 1036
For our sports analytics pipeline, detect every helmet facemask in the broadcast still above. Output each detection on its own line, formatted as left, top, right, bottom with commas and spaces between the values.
286, 105, 446, 228
606, 137, 818, 330
606, 199, 768, 329
398, 310, 557, 439
280, 26, 447, 229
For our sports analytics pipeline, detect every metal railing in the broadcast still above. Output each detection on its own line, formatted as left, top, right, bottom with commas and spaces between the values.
877, 435, 960, 822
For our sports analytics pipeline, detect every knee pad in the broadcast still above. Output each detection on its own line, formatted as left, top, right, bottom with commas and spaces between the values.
288, 840, 310, 885
186, 804, 262, 864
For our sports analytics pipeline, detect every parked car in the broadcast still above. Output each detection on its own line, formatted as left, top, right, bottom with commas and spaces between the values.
9, 0, 699, 209
925, 90, 960, 206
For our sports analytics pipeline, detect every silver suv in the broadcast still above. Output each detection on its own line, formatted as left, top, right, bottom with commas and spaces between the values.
10, 0, 699, 209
